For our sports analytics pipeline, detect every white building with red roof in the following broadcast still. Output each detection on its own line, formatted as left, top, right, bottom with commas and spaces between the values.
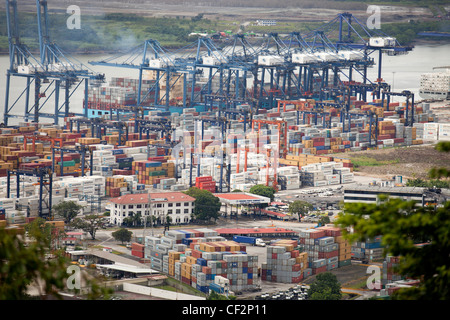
108, 192, 195, 226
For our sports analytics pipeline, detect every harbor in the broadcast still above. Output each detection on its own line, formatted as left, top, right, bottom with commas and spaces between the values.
1, 1, 449, 302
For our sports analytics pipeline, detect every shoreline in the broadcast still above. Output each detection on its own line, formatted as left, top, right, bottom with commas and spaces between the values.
0, 39, 448, 57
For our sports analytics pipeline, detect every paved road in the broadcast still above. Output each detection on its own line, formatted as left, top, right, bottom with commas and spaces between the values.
86, 216, 322, 258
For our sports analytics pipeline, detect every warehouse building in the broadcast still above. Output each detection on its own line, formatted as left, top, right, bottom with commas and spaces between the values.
343, 186, 428, 205
213, 192, 271, 217
108, 192, 195, 226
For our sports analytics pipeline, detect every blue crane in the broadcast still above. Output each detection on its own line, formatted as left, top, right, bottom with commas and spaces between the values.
89, 39, 197, 114
34, 0, 105, 124
3, 0, 49, 125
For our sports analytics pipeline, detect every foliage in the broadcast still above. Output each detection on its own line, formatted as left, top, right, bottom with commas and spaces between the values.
336, 195, 450, 300
25, 217, 65, 250
351, 156, 399, 168
184, 187, 221, 221
318, 215, 331, 226
335, 139, 450, 300
289, 200, 313, 219
52, 201, 83, 224
429, 141, 450, 179
0, 227, 68, 299
0, 11, 220, 53
112, 228, 133, 244
249, 184, 276, 202
122, 212, 143, 227
405, 178, 450, 189
70, 215, 103, 240
308, 272, 342, 300
1, 224, 113, 300
207, 291, 236, 300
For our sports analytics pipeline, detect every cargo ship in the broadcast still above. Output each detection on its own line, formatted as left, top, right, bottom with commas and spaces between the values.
419, 67, 450, 101
84, 77, 158, 119
84, 75, 210, 118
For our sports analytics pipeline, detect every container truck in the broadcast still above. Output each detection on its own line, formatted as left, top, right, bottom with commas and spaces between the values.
232, 235, 266, 247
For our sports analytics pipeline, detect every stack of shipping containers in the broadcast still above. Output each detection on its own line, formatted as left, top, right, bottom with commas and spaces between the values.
140, 228, 260, 293
351, 235, 384, 262
261, 239, 307, 283
298, 226, 352, 276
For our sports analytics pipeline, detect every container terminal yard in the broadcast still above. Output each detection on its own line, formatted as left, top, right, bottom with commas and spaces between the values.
1, 1, 449, 301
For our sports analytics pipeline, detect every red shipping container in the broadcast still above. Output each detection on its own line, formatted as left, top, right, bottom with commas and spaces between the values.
202, 267, 212, 274
54, 155, 73, 162
312, 266, 327, 275
292, 264, 301, 272
131, 243, 144, 251
318, 250, 339, 259
191, 249, 203, 258
131, 250, 144, 258
196, 176, 213, 183
148, 156, 166, 162
309, 230, 326, 239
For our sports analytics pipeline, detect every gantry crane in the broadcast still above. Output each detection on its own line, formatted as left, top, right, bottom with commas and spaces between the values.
251, 119, 288, 159
3, 0, 48, 125
23, 133, 63, 152
7, 167, 53, 219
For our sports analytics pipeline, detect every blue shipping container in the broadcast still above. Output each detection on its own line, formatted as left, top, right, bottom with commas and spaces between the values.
112, 149, 124, 155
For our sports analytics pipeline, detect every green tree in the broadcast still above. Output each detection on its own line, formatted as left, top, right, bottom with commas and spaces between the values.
185, 187, 221, 222
53, 201, 83, 224
0, 227, 68, 299
289, 200, 313, 221
429, 141, 450, 179
70, 215, 103, 240
25, 217, 64, 250
318, 215, 331, 226
249, 184, 276, 202
0, 226, 112, 300
112, 228, 133, 244
335, 141, 450, 300
308, 272, 342, 300
207, 291, 236, 300
336, 195, 450, 300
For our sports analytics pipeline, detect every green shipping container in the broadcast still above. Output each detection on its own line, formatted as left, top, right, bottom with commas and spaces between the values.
58, 160, 76, 167
338, 259, 352, 268
149, 170, 166, 176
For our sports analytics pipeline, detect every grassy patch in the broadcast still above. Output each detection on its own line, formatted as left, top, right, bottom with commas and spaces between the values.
351, 156, 400, 169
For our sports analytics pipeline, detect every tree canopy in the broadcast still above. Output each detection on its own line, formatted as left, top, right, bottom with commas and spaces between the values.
53, 201, 83, 224
308, 272, 342, 300
249, 184, 276, 202
0, 226, 68, 299
0, 224, 112, 300
184, 187, 221, 222
70, 215, 103, 240
335, 141, 450, 300
112, 228, 133, 244
289, 200, 313, 220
